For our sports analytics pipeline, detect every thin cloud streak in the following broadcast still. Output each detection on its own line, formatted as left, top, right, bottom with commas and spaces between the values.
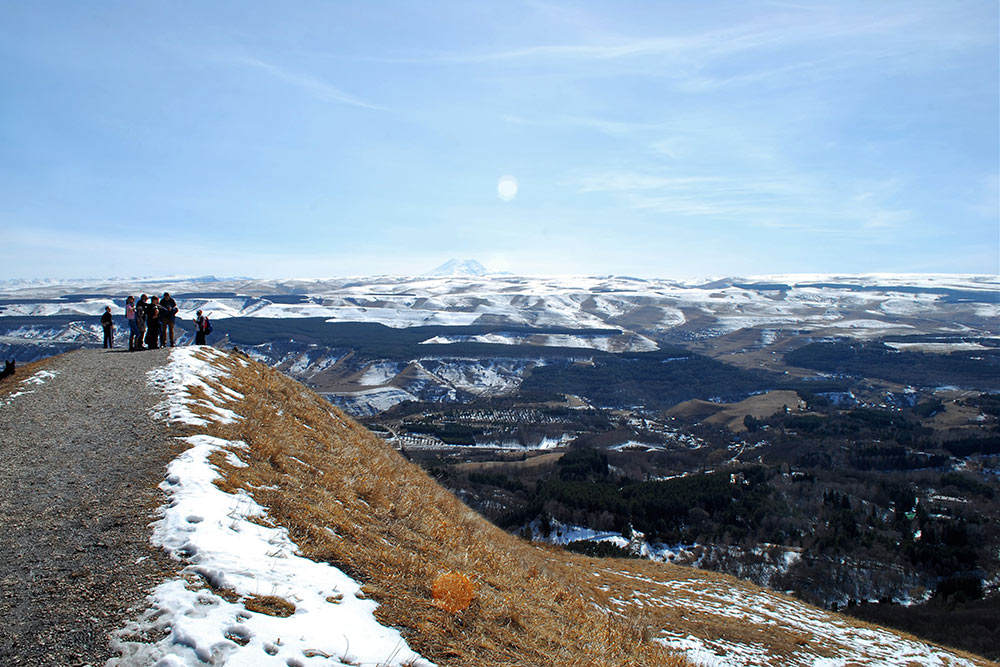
372, 6, 976, 70
236, 56, 388, 111
502, 113, 664, 137
578, 172, 804, 196
578, 168, 913, 235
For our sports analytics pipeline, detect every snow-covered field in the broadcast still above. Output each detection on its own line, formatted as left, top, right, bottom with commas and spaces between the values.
324, 386, 422, 417
112, 348, 433, 667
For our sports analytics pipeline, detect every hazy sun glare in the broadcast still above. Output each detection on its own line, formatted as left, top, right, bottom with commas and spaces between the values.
497, 175, 518, 201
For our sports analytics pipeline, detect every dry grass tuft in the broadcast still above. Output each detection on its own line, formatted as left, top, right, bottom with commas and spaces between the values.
432, 571, 475, 613
243, 594, 296, 618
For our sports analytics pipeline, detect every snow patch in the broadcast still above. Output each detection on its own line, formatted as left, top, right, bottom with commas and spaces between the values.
605, 569, 981, 666
147, 347, 242, 427
324, 386, 419, 417
113, 348, 432, 667
885, 342, 992, 353
420, 332, 658, 353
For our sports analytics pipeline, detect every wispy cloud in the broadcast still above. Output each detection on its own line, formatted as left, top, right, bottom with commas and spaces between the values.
236, 56, 387, 111
467, 36, 701, 62
577, 168, 912, 235
502, 113, 663, 137
377, 4, 981, 95
384, 6, 971, 63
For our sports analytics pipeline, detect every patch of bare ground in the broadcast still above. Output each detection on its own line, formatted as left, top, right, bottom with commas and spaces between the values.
933, 399, 995, 432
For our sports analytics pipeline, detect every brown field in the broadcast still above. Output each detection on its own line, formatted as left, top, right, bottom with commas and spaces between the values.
454, 451, 564, 473
667, 390, 805, 432
932, 398, 997, 432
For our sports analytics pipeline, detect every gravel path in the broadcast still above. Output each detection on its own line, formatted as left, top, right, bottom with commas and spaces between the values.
0, 348, 182, 666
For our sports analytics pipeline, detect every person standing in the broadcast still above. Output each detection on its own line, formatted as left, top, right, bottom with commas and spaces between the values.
193, 309, 208, 346
125, 295, 140, 351
135, 294, 148, 350
100, 306, 114, 349
160, 292, 178, 347
144, 296, 161, 350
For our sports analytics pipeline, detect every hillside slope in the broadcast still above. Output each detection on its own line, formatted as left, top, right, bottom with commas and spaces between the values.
100, 347, 990, 666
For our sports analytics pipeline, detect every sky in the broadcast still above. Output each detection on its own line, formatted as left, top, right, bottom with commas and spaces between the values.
1, 1, 997, 280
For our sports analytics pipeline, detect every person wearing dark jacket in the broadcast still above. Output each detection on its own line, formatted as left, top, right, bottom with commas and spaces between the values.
144, 296, 161, 350
193, 309, 208, 346
160, 292, 178, 347
135, 294, 147, 350
100, 306, 114, 349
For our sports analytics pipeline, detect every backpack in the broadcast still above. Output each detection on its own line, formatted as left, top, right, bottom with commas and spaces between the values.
204, 317, 213, 334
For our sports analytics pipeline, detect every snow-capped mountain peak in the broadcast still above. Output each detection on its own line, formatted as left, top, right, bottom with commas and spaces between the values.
428, 259, 489, 276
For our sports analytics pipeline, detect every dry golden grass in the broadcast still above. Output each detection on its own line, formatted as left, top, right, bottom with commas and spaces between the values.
243, 594, 296, 618
180, 350, 992, 667
190, 350, 689, 667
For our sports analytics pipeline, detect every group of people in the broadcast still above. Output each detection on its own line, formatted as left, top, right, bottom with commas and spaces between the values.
101, 292, 211, 350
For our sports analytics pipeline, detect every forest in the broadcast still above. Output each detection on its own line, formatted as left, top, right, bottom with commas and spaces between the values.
414, 382, 1000, 660
785, 340, 1000, 389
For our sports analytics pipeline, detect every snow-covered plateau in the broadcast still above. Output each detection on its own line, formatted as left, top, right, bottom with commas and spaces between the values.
0, 272, 995, 337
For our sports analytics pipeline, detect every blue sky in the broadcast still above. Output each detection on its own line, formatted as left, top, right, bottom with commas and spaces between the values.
2, 1, 997, 280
